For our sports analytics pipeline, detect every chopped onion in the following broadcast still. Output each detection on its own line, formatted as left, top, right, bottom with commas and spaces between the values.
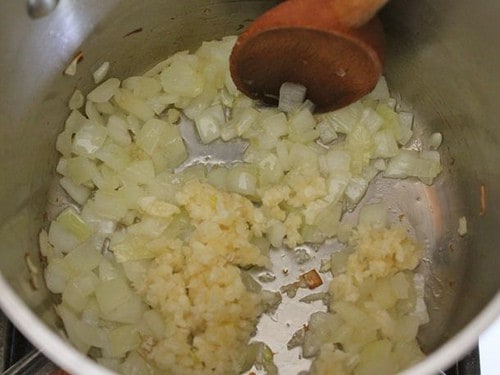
278, 82, 307, 113
87, 78, 120, 103
56, 208, 92, 242
69, 89, 85, 110
46, 36, 440, 375
458, 216, 467, 236
72, 122, 108, 156
114, 89, 155, 122
95, 278, 146, 323
93, 61, 110, 84
317, 121, 338, 144
226, 164, 257, 196
429, 132, 443, 150
384, 149, 441, 183
106, 115, 132, 147
366, 76, 390, 100
59, 176, 91, 205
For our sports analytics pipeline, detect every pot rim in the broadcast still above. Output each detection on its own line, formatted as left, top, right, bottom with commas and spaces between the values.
0, 274, 114, 374
401, 290, 500, 375
0, 272, 499, 374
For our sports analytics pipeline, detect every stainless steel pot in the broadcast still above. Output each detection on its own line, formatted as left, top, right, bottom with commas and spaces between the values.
0, 0, 499, 374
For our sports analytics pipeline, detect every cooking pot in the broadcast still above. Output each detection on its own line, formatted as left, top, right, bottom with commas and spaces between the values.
0, 0, 499, 374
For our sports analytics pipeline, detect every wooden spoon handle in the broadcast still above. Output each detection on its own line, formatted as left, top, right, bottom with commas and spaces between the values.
322, 0, 390, 28
260, 0, 389, 30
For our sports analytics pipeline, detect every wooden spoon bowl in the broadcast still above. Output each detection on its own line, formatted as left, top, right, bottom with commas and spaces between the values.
230, 0, 387, 112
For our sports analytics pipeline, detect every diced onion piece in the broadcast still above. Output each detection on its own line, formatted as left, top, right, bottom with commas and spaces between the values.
317, 121, 338, 144
429, 132, 443, 150
359, 107, 384, 134
152, 124, 188, 171
160, 60, 203, 98
254, 342, 278, 375
93, 61, 110, 84
120, 160, 155, 185
297, 99, 316, 114
233, 107, 259, 136
320, 150, 351, 176
106, 115, 132, 147
122, 76, 162, 98
64, 243, 102, 274
95, 278, 146, 323
121, 352, 152, 375
330, 250, 350, 275
303, 312, 343, 357
85, 100, 105, 126
91, 191, 129, 221
278, 82, 307, 113
122, 260, 149, 290
195, 104, 225, 144
321, 101, 364, 134
373, 129, 399, 158
48, 220, 82, 253
137, 196, 180, 218
366, 76, 390, 100
384, 149, 441, 183
412, 275, 429, 324
72, 122, 108, 156
397, 111, 414, 145
56, 208, 93, 242
167, 108, 181, 123
183, 88, 217, 119
58, 304, 107, 351
95, 101, 116, 115
288, 108, 317, 141
45, 258, 72, 293
299, 292, 328, 304
88, 78, 120, 103
373, 158, 387, 171
62, 272, 99, 311
136, 119, 168, 155
60, 176, 92, 205
344, 177, 369, 205
207, 167, 228, 189
458, 216, 467, 236
64, 52, 82, 76
142, 309, 166, 339
107, 325, 141, 357
95, 142, 131, 172
69, 89, 85, 110
114, 89, 155, 122
325, 173, 351, 204
226, 164, 257, 196
258, 153, 284, 187
268, 221, 286, 248
66, 156, 99, 185
39, 229, 58, 259
263, 113, 288, 138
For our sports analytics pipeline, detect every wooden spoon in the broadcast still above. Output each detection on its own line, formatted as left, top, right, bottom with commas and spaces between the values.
229, 0, 389, 112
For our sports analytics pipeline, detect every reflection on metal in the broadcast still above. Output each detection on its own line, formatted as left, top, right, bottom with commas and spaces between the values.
27, 0, 59, 19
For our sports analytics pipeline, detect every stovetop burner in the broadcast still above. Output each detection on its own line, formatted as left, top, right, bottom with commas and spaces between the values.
0, 311, 480, 375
